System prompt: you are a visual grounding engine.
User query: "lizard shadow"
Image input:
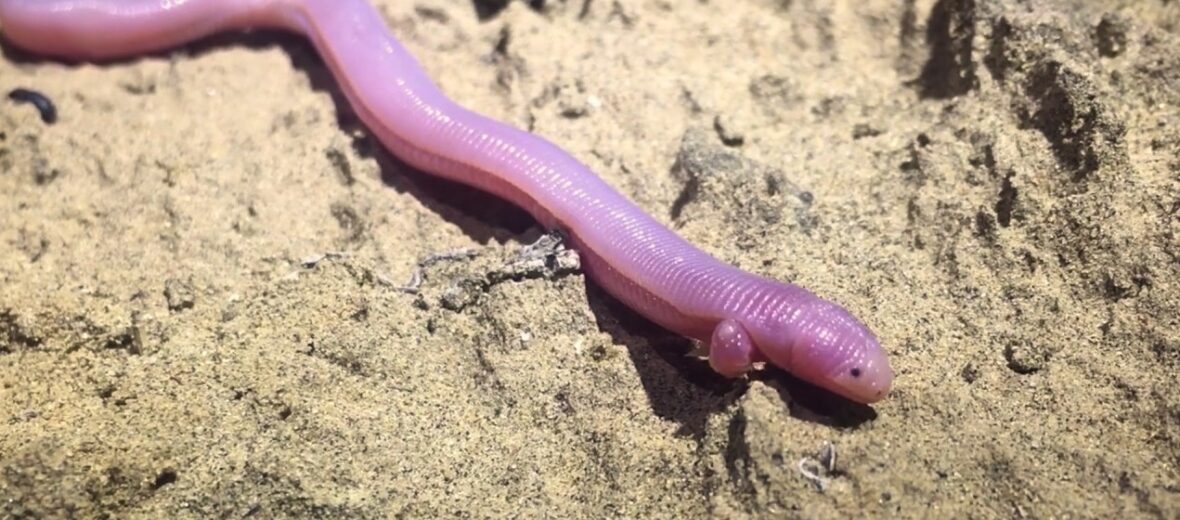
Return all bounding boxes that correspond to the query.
[1,30,876,434]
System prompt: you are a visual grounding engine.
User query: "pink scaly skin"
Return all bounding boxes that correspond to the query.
[0,0,893,403]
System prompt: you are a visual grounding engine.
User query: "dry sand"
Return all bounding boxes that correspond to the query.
[2,0,1178,517]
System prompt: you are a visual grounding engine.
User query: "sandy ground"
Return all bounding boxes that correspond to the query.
[1,0,1178,517]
